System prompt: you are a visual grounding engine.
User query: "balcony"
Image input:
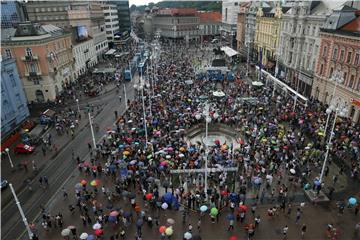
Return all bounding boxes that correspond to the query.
[21,55,38,61]
[25,70,41,77]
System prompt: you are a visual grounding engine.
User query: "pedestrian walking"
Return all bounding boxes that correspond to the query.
[295,208,301,224]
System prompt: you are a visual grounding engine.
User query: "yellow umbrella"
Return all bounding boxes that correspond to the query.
[123,151,130,156]
[90,179,100,187]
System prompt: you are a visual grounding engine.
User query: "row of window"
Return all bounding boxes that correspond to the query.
[34,6,69,12]
[36,15,65,21]
[322,45,360,65]
[319,65,360,90]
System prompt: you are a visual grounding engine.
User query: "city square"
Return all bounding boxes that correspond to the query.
[1,1,359,240]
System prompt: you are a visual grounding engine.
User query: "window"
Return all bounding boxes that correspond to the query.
[340,49,345,62]
[235,2,238,6]
[343,72,347,82]
[349,75,355,88]
[355,53,360,65]
[26,48,32,56]
[30,63,37,73]
[319,64,323,75]
[5,49,12,58]
[329,67,333,77]
[347,52,352,63]
[332,48,338,60]
[322,46,327,57]
[9,73,16,87]
[225,8,228,22]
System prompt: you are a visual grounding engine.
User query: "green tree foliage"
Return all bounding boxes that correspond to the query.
[131,1,221,12]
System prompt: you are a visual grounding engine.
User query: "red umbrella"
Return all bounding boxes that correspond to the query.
[80,180,87,186]
[214,139,220,145]
[229,236,237,240]
[94,229,103,236]
[92,166,97,170]
[145,193,153,200]
[221,190,229,197]
[239,205,248,212]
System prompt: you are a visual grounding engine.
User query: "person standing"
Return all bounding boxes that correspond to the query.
[301,224,306,239]
[282,225,288,239]
[227,219,234,231]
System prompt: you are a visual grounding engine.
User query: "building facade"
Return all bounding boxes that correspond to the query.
[312,12,360,123]
[277,1,355,97]
[72,39,97,79]
[197,12,221,39]
[1,23,74,103]
[1,0,28,29]
[111,0,131,33]
[244,2,258,62]
[102,2,120,42]
[221,0,241,48]
[1,56,30,137]
[254,3,283,69]
[153,8,200,40]
[26,1,108,60]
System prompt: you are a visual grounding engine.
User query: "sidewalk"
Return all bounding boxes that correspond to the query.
[1,112,91,208]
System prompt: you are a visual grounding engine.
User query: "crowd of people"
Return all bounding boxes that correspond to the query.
[31,39,359,240]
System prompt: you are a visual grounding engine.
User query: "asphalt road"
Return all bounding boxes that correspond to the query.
[1,81,136,240]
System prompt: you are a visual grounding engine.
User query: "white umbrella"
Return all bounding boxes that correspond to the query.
[184,231,192,239]
[80,232,88,239]
[290,169,296,174]
[213,91,226,97]
[167,218,175,225]
[161,202,168,209]
[185,80,193,85]
[61,228,71,237]
[92,223,101,230]
[252,81,264,87]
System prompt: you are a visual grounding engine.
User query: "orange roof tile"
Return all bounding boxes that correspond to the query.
[341,14,360,33]
[196,12,222,23]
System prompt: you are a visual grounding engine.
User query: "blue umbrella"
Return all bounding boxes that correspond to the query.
[119,144,125,148]
[136,219,143,226]
[348,197,357,205]
[314,179,321,186]
[108,215,117,222]
[226,214,235,221]
[229,193,238,202]
[200,205,208,212]
[137,161,144,166]
[163,192,173,203]
[86,235,95,240]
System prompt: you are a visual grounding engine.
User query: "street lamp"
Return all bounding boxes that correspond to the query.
[323,70,344,137]
[134,81,148,150]
[319,97,348,183]
[123,83,128,109]
[245,40,250,77]
[5,148,14,168]
[76,99,80,114]
[195,102,214,200]
[88,112,96,149]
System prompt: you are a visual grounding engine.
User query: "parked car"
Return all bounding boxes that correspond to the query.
[14,143,35,154]
[1,178,8,190]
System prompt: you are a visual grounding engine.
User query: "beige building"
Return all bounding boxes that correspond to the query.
[1,23,74,103]
[26,1,108,59]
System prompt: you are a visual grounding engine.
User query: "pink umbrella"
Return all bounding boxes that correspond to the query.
[109,211,119,217]
[167,147,174,152]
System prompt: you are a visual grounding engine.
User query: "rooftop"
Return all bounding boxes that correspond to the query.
[196,12,221,23]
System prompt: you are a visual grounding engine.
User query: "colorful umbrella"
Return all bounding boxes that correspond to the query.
[90,179,100,187]
[210,207,218,216]
[239,205,248,212]
[145,193,153,200]
[167,218,175,225]
[92,223,101,230]
[80,233,88,240]
[165,227,173,236]
[348,197,357,205]
[123,151,130,156]
[80,180,87,186]
[109,211,119,217]
[159,226,166,233]
[94,229,103,236]
[86,235,95,240]
[200,205,208,212]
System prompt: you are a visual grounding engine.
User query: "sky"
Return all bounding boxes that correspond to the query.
[129,0,160,6]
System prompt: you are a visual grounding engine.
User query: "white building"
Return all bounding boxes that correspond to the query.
[72,39,97,78]
[277,0,351,97]
[102,2,119,42]
[221,0,241,47]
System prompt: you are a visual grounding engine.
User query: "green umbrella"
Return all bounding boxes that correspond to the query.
[210,207,218,216]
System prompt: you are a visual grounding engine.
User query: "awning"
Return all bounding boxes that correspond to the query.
[105,49,116,55]
[92,68,116,74]
[220,46,239,57]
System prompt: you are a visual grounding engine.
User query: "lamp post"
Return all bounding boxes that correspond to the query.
[319,98,348,183]
[245,40,250,77]
[123,83,128,109]
[76,98,80,113]
[9,183,33,239]
[323,70,344,138]
[88,112,96,149]
[134,81,148,150]
[195,101,214,200]
[5,148,14,168]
